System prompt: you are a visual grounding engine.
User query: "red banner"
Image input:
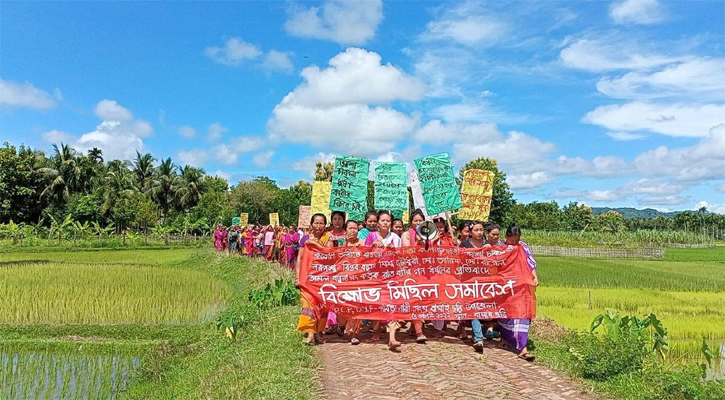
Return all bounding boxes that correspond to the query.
[299,244,536,321]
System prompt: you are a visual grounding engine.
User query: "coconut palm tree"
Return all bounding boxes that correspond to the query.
[133,151,156,193]
[175,165,205,211]
[38,143,79,202]
[100,161,138,222]
[148,157,177,221]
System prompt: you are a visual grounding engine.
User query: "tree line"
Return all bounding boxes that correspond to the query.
[1,141,723,239]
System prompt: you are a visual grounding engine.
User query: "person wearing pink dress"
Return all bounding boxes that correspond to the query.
[214,224,227,251]
[283,227,300,269]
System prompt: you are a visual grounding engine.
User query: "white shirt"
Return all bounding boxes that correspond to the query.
[367,231,401,248]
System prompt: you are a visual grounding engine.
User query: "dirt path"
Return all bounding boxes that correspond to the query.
[316,324,594,400]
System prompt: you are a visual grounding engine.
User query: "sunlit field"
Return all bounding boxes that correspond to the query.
[0,248,199,265]
[536,247,725,362]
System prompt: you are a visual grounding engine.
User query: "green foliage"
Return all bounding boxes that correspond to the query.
[247,279,299,309]
[216,312,245,342]
[594,210,628,233]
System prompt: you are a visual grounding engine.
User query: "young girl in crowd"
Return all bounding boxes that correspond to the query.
[401,208,428,343]
[337,219,363,345]
[264,225,275,261]
[365,210,403,350]
[328,211,346,246]
[295,213,333,345]
[459,221,489,350]
[357,211,378,240]
[391,218,404,238]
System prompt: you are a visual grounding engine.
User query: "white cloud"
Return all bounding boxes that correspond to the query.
[610,0,664,25]
[204,37,261,66]
[42,100,152,161]
[284,0,382,45]
[553,188,625,202]
[633,123,725,181]
[95,99,133,121]
[269,102,417,157]
[695,201,725,215]
[262,50,294,73]
[292,152,338,177]
[267,48,423,157]
[619,178,684,195]
[560,39,679,72]
[422,3,508,46]
[41,130,75,145]
[290,48,426,108]
[178,125,196,138]
[639,194,687,206]
[176,148,208,168]
[252,150,275,168]
[214,170,232,182]
[415,120,500,144]
[207,123,228,142]
[0,78,59,109]
[508,172,555,190]
[584,102,725,138]
[447,128,557,169]
[606,131,646,141]
[596,58,725,100]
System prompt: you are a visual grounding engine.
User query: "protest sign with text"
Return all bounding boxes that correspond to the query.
[240,213,249,226]
[298,205,311,228]
[329,157,369,222]
[269,213,279,227]
[311,181,332,220]
[458,169,494,221]
[299,244,535,321]
[374,162,408,211]
[414,153,462,215]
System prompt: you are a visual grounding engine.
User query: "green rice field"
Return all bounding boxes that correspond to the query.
[0,262,230,324]
[536,246,725,362]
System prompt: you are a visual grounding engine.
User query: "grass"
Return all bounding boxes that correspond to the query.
[0,262,230,324]
[524,230,716,248]
[0,248,319,399]
[1,351,140,400]
[536,247,725,366]
[0,248,199,265]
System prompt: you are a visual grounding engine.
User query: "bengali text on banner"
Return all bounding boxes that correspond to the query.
[329,157,369,222]
[298,205,311,228]
[414,153,462,215]
[299,244,536,321]
[311,181,332,221]
[458,169,494,221]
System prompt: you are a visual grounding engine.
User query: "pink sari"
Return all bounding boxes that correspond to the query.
[283,232,299,262]
[214,229,226,250]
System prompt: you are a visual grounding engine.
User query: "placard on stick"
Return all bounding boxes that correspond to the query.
[240,213,249,226]
[311,181,331,220]
[459,169,494,221]
[329,156,369,222]
[269,213,279,227]
[374,162,408,211]
[414,153,462,215]
[298,205,311,228]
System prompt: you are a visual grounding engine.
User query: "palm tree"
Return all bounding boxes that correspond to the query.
[133,151,156,193]
[38,143,79,202]
[87,148,104,165]
[100,161,138,229]
[148,158,177,221]
[175,165,205,211]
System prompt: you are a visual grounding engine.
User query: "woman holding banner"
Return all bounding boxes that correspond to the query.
[328,211,346,247]
[295,213,333,346]
[401,209,428,344]
[365,210,404,350]
[337,220,364,345]
[498,223,538,361]
[460,221,491,351]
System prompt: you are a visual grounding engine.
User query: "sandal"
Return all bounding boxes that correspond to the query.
[371,332,382,342]
[351,337,360,345]
[473,341,484,352]
[335,325,344,337]
[416,335,428,344]
[388,341,402,351]
[518,352,535,362]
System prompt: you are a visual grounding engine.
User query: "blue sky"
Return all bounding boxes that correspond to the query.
[1,0,723,212]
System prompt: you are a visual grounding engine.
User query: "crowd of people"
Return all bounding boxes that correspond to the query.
[213,222,304,269]
[291,208,539,361]
[213,209,539,361]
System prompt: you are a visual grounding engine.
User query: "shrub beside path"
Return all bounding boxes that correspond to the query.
[316,330,594,400]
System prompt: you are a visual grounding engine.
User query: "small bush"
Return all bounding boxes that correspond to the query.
[248,279,299,309]
[566,331,650,380]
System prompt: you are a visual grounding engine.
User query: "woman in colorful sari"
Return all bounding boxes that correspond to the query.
[400,209,428,344]
[295,213,333,345]
[324,211,346,334]
[336,220,364,345]
[264,225,275,261]
[498,223,538,361]
[214,224,226,251]
[283,226,300,269]
[244,226,254,258]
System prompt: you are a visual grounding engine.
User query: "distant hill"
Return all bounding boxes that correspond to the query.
[591,207,681,219]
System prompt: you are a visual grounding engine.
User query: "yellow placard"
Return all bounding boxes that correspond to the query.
[311,181,332,221]
[402,210,410,224]
[269,213,279,227]
[298,205,312,228]
[240,213,249,226]
[458,169,494,221]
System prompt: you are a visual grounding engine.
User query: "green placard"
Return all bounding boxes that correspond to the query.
[329,156,369,219]
[414,153,462,215]
[374,162,408,211]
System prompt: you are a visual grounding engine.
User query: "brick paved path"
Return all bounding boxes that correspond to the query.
[316,324,594,400]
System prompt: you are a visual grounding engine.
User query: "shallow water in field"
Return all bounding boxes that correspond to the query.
[1,352,140,400]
